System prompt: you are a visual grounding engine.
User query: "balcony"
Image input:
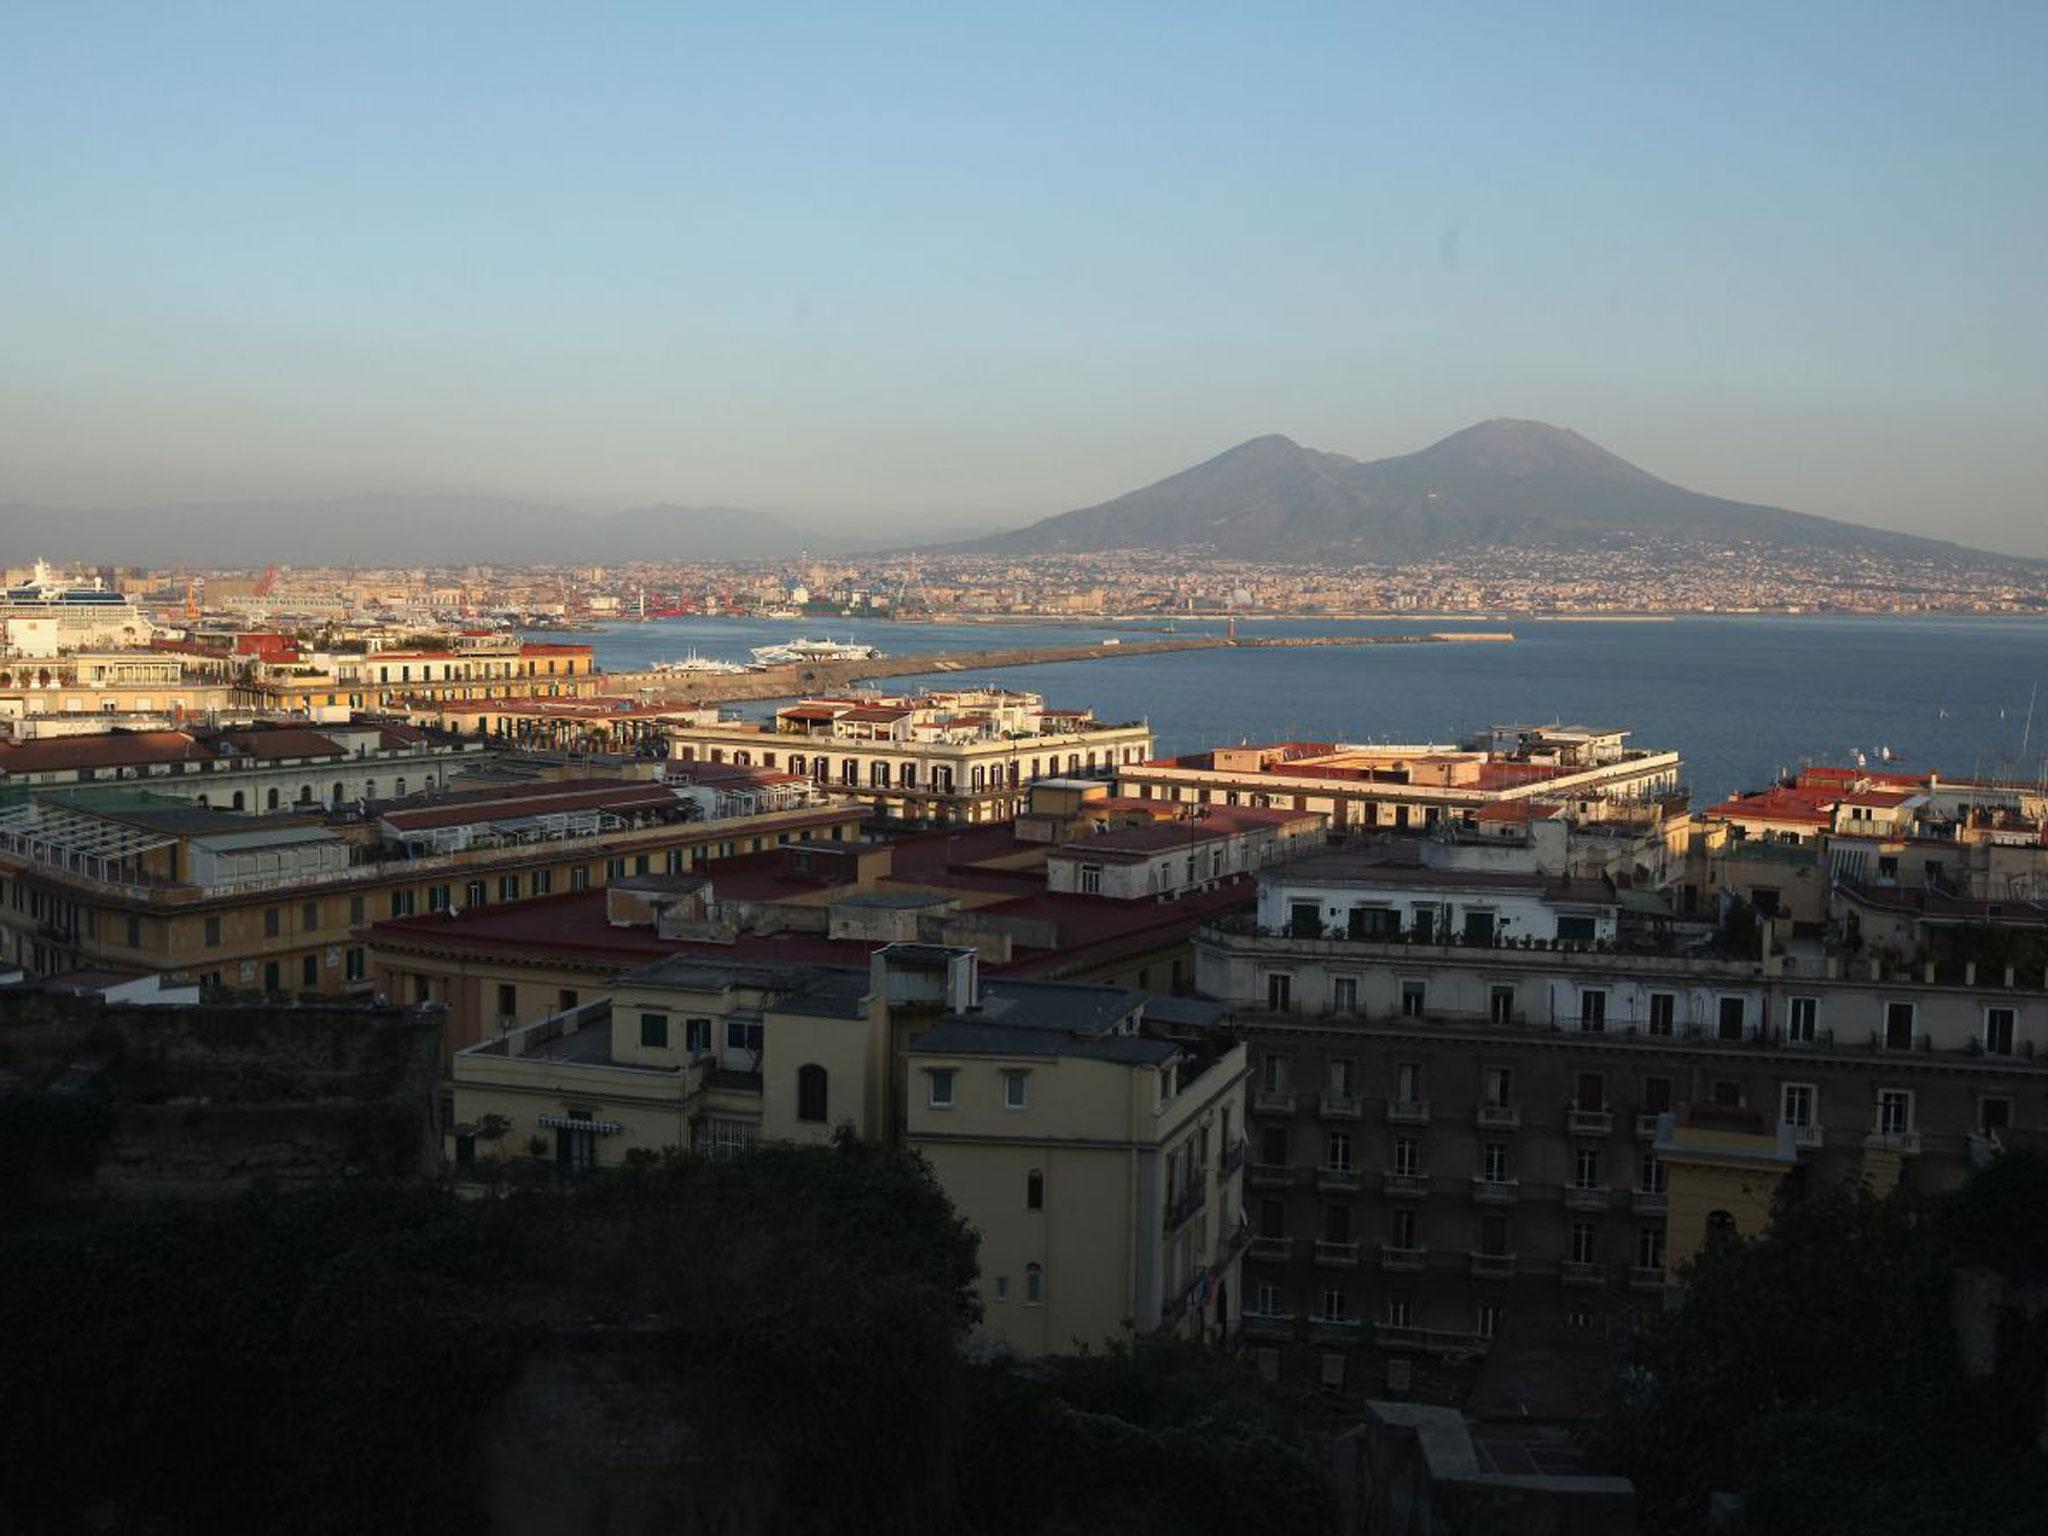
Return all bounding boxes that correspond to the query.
[1563,1182,1612,1213]
[1375,1323,1493,1354]
[1314,1239,1361,1267]
[1316,1165,1362,1194]
[1560,1260,1606,1288]
[1631,1188,1668,1217]
[1470,1177,1519,1205]
[1383,1171,1429,1198]
[1386,1099,1431,1125]
[1319,1092,1362,1121]
[1476,1103,1521,1130]
[1310,1314,1365,1335]
[1241,1309,1295,1337]
[1635,1114,1664,1141]
[1469,1251,1519,1280]
[1247,1235,1294,1264]
[1630,1266,1668,1293]
[1791,1125,1824,1150]
[1220,1139,1246,1177]
[1253,1087,1296,1116]
[1380,1244,1427,1273]
[1863,1130,1922,1156]
[1567,1108,1614,1137]
[1247,1161,1296,1190]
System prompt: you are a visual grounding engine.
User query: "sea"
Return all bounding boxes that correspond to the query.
[550,614,2048,805]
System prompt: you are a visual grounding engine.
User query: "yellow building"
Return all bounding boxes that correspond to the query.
[449,942,1249,1356]
[1652,1106,1800,1282]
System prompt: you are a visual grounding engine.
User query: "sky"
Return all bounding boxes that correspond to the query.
[3,2,2046,552]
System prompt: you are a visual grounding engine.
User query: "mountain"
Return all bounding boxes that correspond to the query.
[0,496,821,566]
[960,419,2012,563]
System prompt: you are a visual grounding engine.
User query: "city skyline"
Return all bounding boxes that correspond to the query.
[5,5,2046,553]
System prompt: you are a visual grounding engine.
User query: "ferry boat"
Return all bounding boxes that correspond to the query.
[749,636,885,666]
[650,650,757,676]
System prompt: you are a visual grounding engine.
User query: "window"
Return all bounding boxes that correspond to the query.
[1579,989,1608,1032]
[532,869,553,895]
[1260,1126,1289,1166]
[1026,1169,1044,1210]
[204,915,222,948]
[264,907,281,938]
[1327,1056,1355,1097]
[994,1275,1009,1302]
[796,1063,829,1123]
[1877,1089,1913,1135]
[349,894,365,925]
[1024,1264,1043,1305]
[725,1019,764,1057]
[685,1018,712,1055]
[1287,899,1321,937]
[1705,1210,1737,1244]
[1325,1131,1353,1173]
[1884,1001,1915,1051]
[1576,1073,1605,1112]
[1259,1198,1286,1238]
[1395,1061,1424,1106]
[389,889,416,917]
[1476,1213,1509,1257]
[556,1117,595,1175]
[1984,1007,2016,1057]
[1648,992,1676,1036]
[1324,1203,1352,1242]
[605,857,626,879]
[559,989,579,1011]
[263,960,281,992]
[1392,1136,1421,1176]
[427,884,451,913]
[1257,1284,1285,1318]
[499,875,520,901]
[1642,1075,1673,1116]
[301,901,319,932]
[1717,995,1745,1041]
[465,880,486,908]
[1637,1225,1666,1270]
[570,866,590,892]
[1639,1151,1666,1193]
[496,984,517,1020]
[1787,996,1818,1045]
[928,1069,956,1108]
[640,1013,669,1049]
[1400,980,1427,1018]
[1332,976,1358,1013]
[301,954,318,988]
[1259,1052,1288,1093]
[1003,1069,1028,1109]
[344,948,364,982]
[1489,985,1515,1025]
[1573,1148,1600,1188]
[1781,1083,1815,1128]
[1980,1097,2013,1137]
[1480,1142,1508,1183]
[1388,1206,1416,1248]
[1385,1298,1413,1328]
[1483,1067,1512,1108]
[1711,1079,1743,1108]
[1318,1288,1348,1322]
[1266,972,1293,1012]
[1570,1222,1598,1264]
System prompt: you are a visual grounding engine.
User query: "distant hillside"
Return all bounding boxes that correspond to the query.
[0,496,823,566]
[959,419,2017,563]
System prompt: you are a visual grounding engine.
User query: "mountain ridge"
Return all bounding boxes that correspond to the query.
[956,420,2022,564]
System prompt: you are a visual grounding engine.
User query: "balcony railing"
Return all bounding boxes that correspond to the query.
[1563,1183,1611,1213]
[1383,1171,1429,1197]
[1380,1245,1427,1273]
[1162,1184,1207,1234]
[1630,1266,1668,1292]
[1319,1092,1362,1121]
[1386,1099,1431,1125]
[1310,1314,1364,1334]
[1316,1166,1361,1194]
[1247,1161,1296,1189]
[1635,1113,1665,1140]
[1470,1177,1519,1205]
[1476,1103,1521,1129]
[1314,1240,1362,1267]
[1567,1108,1614,1136]
[1374,1323,1493,1354]
[1631,1188,1668,1216]
[1470,1250,1518,1280]
[1253,1087,1296,1116]
[1864,1129,1922,1155]
[1241,1309,1295,1335]
[1791,1124,1824,1149]
[1247,1235,1294,1263]
[1560,1260,1605,1287]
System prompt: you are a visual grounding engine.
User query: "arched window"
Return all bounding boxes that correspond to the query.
[395,778,406,798]
[332,782,345,807]
[1026,1169,1044,1210]
[1024,1263,1043,1305]
[789,753,805,775]
[231,791,245,811]
[1706,1209,1737,1243]
[796,1063,828,1123]
[265,787,280,811]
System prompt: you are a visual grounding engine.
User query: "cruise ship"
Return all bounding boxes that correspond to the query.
[749,637,884,666]
[0,560,156,647]
[649,651,758,676]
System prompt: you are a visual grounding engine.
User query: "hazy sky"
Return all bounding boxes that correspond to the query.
[4,3,2046,552]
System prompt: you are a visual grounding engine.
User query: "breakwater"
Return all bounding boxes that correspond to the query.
[603,630,1514,703]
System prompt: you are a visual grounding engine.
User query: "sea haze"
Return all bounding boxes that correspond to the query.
[568,614,2048,803]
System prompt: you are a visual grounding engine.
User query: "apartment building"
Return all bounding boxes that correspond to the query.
[667,688,1155,825]
[251,640,601,717]
[0,775,862,1032]
[1192,849,2048,1393]
[449,943,1248,1356]
[1118,723,1682,835]
[0,649,244,722]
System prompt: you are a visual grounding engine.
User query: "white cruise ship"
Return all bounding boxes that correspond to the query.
[0,560,156,647]
[749,637,885,666]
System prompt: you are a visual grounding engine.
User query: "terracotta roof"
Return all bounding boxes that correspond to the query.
[380,780,679,832]
[0,731,213,775]
[215,729,345,760]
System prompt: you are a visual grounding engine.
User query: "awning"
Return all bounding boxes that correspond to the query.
[537,1113,622,1135]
